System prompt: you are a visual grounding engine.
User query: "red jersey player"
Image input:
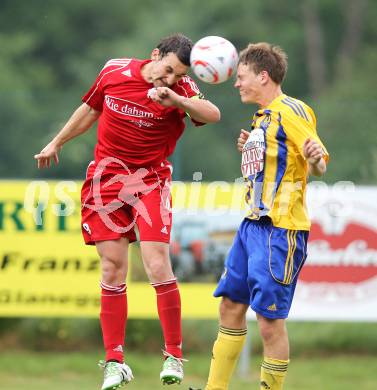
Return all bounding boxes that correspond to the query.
[34,33,220,390]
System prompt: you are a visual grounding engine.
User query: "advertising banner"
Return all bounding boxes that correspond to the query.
[0,180,376,320]
[290,184,377,321]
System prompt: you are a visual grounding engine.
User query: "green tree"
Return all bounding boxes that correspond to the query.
[0,0,376,183]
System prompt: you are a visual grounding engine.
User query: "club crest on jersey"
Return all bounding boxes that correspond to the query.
[241,128,265,177]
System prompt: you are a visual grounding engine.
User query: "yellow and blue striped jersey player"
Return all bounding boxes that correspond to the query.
[205,43,329,390]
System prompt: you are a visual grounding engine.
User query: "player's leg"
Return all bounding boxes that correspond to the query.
[140,241,180,360]
[81,161,138,389]
[140,241,185,384]
[257,315,289,359]
[205,298,248,390]
[248,223,309,390]
[257,315,289,390]
[96,238,133,389]
[205,220,251,390]
[97,238,129,363]
[135,167,185,384]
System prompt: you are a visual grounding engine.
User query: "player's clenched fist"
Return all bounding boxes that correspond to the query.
[237,129,250,152]
[303,138,324,164]
[150,87,181,107]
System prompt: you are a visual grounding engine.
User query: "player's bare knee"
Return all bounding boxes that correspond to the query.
[145,257,173,281]
[258,316,285,343]
[259,323,276,343]
[101,255,127,284]
[219,297,247,325]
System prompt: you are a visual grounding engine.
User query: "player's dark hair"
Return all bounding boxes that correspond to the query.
[157,33,193,66]
[239,42,288,84]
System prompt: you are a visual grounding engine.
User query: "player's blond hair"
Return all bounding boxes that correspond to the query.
[239,42,288,84]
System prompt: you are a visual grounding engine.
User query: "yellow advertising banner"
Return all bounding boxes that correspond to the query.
[0,180,245,318]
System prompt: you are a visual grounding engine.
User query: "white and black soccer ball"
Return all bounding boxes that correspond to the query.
[190,36,238,84]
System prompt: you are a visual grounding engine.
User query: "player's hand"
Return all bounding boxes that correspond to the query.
[237,129,250,152]
[303,138,323,164]
[34,141,61,169]
[149,87,181,107]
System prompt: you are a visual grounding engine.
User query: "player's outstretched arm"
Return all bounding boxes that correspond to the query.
[303,138,327,177]
[34,103,101,169]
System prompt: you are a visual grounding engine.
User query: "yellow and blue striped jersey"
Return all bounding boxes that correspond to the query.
[241,94,329,231]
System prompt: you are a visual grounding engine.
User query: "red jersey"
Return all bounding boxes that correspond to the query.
[82,58,203,167]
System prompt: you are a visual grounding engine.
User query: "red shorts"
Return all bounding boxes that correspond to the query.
[81,159,172,245]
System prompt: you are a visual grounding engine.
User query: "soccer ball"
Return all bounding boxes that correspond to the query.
[190,36,238,84]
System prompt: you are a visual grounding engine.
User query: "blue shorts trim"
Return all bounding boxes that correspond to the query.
[214,218,308,319]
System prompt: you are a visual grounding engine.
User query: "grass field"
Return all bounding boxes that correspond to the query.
[1,351,377,390]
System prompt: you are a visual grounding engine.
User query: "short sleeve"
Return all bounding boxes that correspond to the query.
[174,76,206,126]
[81,68,105,112]
[282,108,329,163]
[176,76,204,99]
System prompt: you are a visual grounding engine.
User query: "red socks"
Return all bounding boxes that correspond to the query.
[100,281,127,362]
[100,279,182,361]
[152,279,182,358]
